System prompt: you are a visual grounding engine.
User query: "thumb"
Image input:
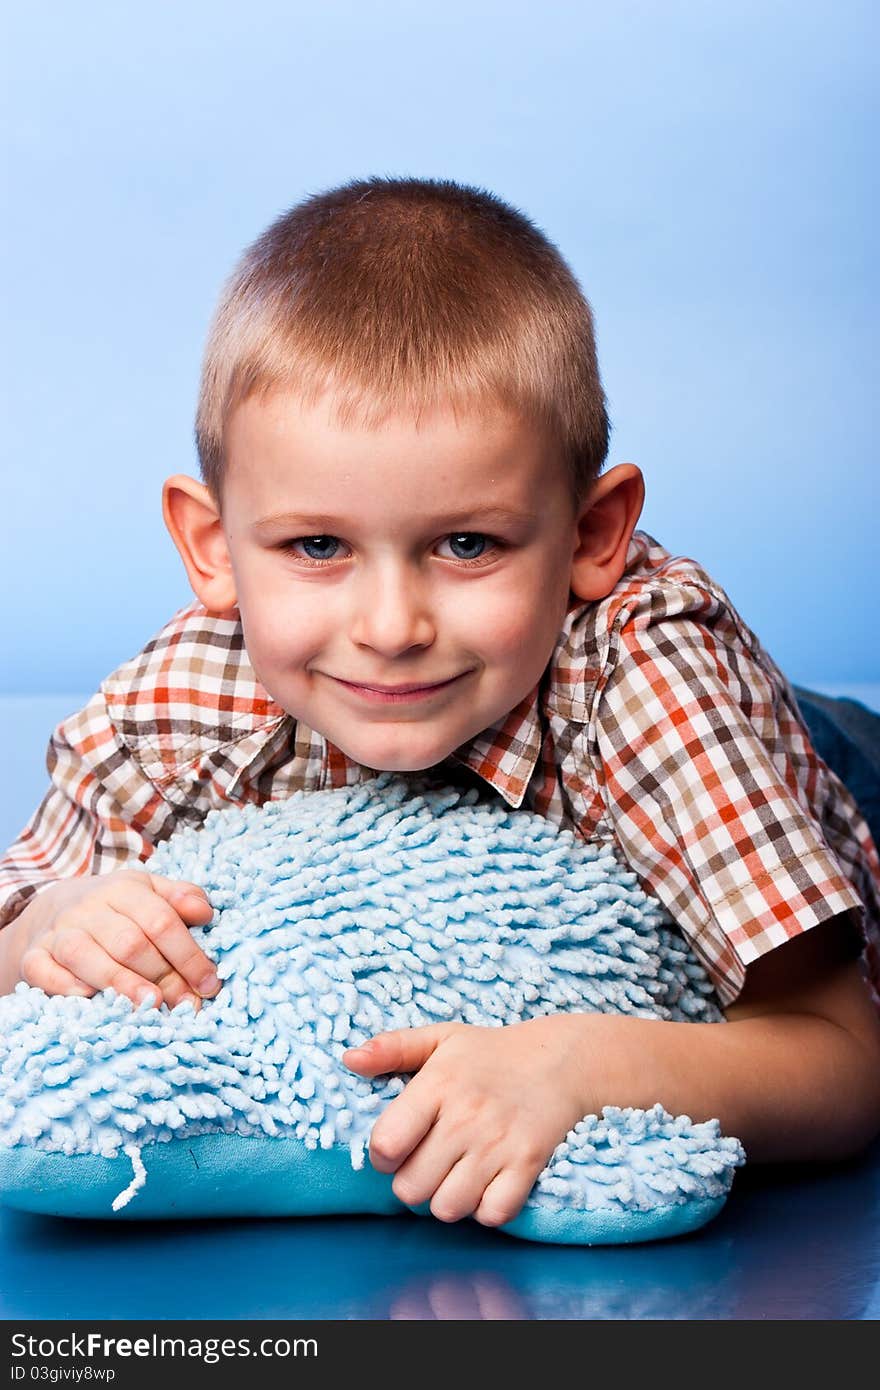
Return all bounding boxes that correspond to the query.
[342,1024,453,1076]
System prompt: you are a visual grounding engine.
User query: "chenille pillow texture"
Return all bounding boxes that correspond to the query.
[0,773,745,1245]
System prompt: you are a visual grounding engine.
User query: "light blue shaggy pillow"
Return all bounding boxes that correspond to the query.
[0,773,745,1245]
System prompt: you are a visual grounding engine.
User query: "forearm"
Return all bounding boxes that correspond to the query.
[568,1009,880,1163]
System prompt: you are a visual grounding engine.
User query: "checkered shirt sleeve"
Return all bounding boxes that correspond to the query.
[0,600,291,932]
[0,685,183,931]
[593,584,879,1006]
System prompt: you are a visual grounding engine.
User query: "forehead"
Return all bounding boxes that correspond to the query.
[223,389,566,518]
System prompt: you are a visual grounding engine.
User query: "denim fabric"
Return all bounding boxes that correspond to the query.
[792,687,880,850]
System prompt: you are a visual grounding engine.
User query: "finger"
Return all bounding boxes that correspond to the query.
[49,921,199,1011]
[472,1166,536,1229]
[20,945,97,998]
[429,1153,500,1224]
[368,1078,442,1174]
[89,913,195,998]
[390,1124,468,1211]
[343,1024,452,1076]
[148,875,215,924]
[106,881,221,999]
[117,871,215,927]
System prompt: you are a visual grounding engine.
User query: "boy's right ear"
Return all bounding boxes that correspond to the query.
[162,475,239,616]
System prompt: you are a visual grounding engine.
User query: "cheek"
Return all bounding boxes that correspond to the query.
[236,575,326,667]
[253,613,324,661]
[449,586,546,656]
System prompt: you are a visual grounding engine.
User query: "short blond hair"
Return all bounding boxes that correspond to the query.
[195,176,610,513]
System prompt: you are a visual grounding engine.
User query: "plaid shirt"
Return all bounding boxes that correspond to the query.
[2,529,878,1009]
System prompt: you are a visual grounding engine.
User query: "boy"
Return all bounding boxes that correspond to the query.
[2,177,879,1232]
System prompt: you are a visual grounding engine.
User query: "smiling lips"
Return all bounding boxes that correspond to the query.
[332,673,468,701]
[348,679,457,693]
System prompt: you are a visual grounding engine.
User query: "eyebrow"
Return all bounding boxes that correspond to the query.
[252,505,538,531]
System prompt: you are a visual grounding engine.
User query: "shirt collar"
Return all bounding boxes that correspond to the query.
[446,679,544,810]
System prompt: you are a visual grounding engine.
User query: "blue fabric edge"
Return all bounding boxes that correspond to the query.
[0,1134,729,1246]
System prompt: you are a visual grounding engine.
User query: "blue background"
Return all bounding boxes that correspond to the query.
[2,0,877,695]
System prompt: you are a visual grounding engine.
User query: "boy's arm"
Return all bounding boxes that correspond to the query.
[578,911,880,1163]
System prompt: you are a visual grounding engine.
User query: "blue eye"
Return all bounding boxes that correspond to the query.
[445,533,489,561]
[299,536,339,561]
[280,536,342,561]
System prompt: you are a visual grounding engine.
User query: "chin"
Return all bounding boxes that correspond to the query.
[358,749,452,775]
[338,732,459,774]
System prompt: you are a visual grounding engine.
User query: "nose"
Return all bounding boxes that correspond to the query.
[348,561,436,656]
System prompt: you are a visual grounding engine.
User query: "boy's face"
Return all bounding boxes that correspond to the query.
[217,389,582,773]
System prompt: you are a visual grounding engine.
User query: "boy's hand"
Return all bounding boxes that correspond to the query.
[342,1015,595,1228]
[17,869,220,1013]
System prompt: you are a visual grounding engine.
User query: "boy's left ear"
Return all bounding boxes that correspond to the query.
[568,464,645,603]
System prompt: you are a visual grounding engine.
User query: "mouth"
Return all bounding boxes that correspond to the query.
[329,672,471,702]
